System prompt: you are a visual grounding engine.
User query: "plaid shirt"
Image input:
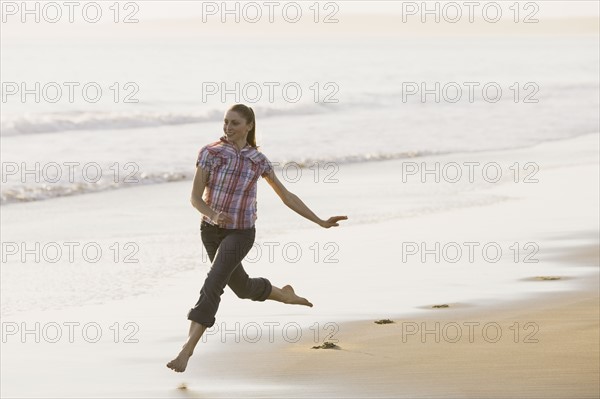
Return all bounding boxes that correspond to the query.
[196,136,273,229]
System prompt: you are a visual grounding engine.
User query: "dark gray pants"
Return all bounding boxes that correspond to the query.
[187,221,273,328]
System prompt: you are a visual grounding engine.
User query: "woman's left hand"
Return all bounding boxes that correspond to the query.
[319,216,348,228]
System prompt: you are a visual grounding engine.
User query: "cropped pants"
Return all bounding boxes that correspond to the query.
[187,221,273,328]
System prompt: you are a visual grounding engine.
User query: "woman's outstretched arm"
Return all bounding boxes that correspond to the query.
[263,169,348,228]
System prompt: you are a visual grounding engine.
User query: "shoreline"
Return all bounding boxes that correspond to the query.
[169,240,598,398]
[210,263,598,399]
[1,132,598,397]
[1,243,596,398]
[256,272,599,398]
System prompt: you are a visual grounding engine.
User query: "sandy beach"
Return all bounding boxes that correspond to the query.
[208,267,599,399]
[2,1,598,396]
[1,132,598,398]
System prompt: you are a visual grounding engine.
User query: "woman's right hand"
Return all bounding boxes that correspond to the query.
[211,211,234,226]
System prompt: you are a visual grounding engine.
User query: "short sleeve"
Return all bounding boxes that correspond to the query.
[260,154,273,178]
[196,145,212,169]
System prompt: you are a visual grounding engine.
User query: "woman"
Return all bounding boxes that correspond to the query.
[167,104,347,372]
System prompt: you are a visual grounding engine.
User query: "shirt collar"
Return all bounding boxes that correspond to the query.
[220,135,253,152]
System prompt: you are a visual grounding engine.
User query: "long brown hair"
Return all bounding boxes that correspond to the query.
[229,104,257,148]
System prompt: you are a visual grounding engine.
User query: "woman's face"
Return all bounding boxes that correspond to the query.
[223,110,251,143]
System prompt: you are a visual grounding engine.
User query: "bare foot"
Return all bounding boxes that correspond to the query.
[279,285,313,307]
[166,349,193,373]
[167,322,207,373]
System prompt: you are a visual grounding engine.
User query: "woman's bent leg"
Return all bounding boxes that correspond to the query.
[187,228,256,327]
[227,263,273,301]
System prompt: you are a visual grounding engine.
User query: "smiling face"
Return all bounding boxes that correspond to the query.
[223,110,252,144]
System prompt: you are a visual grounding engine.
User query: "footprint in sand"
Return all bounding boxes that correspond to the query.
[312,342,340,350]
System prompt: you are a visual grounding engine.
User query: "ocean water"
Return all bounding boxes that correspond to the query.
[1,31,599,317]
[1,36,598,204]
